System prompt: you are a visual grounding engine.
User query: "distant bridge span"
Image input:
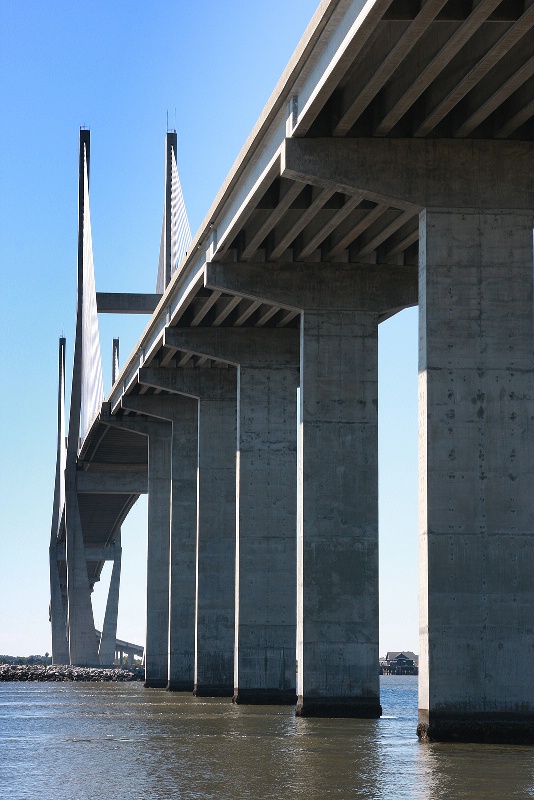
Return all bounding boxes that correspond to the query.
[52,0,534,743]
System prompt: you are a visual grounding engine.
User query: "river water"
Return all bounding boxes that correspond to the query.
[1,676,533,799]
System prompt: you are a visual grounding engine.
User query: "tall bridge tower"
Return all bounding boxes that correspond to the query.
[49,128,191,666]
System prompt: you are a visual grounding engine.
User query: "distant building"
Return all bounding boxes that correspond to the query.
[380,651,418,675]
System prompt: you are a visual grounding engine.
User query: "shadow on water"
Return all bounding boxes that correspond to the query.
[1,677,533,799]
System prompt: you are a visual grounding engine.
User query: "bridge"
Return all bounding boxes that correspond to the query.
[50,0,534,743]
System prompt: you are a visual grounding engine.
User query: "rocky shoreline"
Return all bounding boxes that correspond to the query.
[0,664,143,682]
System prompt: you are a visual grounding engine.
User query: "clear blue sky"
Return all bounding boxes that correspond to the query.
[0,0,418,658]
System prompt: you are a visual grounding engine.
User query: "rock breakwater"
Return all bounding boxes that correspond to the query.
[0,664,142,682]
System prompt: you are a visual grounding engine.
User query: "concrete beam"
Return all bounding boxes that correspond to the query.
[138,366,237,400]
[100,405,153,437]
[56,545,118,562]
[205,261,417,315]
[96,293,162,314]
[164,326,300,367]
[121,394,195,422]
[282,137,534,210]
[76,470,147,494]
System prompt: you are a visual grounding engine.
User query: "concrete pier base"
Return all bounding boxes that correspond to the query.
[417,711,534,745]
[418,208,534,743]
[233,688,297,705]
[194,685,235,698]
[296,697,381,718]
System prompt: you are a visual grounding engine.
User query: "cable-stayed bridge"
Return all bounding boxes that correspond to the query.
[52,0,534,744]
[49,130,190,668]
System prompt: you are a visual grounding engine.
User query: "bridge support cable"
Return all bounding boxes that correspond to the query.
[156,131,192,293]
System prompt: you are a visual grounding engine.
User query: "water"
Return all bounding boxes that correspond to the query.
[1,676,533,799]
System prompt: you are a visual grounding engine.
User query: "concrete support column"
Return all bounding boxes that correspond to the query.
[167,399,198,691]
[195,396,236,696]
[296,310,380,717]
[65,481,99,666]
[99,530,122,666]
[202,261,415,714]
[418,208,534,743]
[234,362,299,704]
[137,366,238,697]
[161,327,300,704]
[121,394,198,691]
[145,421,172,687]
[49,545,69,665]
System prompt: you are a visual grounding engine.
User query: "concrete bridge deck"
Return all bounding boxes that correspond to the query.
[53,0,534,743]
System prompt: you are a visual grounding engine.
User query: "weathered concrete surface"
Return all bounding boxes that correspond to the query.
[234,361,299,704]
[418,208,534,744]
[296,308,381,718]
